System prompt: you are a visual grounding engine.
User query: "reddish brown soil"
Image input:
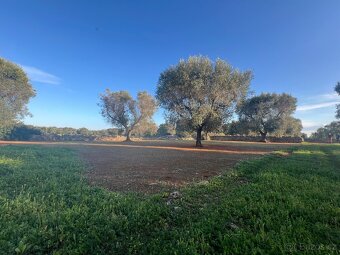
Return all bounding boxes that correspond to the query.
[0,140,296,193]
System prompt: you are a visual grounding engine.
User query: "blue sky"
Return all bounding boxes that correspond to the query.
[1,0,339,134]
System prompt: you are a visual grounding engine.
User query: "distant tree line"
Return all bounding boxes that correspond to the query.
[0,124,123,141]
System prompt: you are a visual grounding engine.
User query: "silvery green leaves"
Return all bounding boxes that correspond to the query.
[237,93,298,141]
[99,90,157,141]
[156,56,252,146]
[0,58,35,128]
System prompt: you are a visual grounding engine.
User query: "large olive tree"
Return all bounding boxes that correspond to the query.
[156,56,252,147]
[0,58,35,129]
[99,90,157,141]
[237,93,297,142]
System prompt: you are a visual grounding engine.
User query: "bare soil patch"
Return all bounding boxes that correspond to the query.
[0,140,295,193]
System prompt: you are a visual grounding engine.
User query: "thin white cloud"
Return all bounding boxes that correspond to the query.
[309,92,339,100]
[301,120,322,129]
[297,101,339,111]
[319,92,339,100]
[21,65,61,85]
[300,120,326,135]
[297,91,339,134]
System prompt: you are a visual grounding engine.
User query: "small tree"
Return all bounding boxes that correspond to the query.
[223,120,253,135]
[99,90,157,141]
[6,124,42,141]
[272,116,302,137]
[77,127,90,136]
[157,123,175,136]
[237,93,297,142]
[156,56,252,147]
[335,82,340,119]
[133,119,158,137]
[0,58,35,129]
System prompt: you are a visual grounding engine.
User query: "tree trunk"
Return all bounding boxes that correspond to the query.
[196,127,203,147]
[260,131,268,143]
[126,129,132,142]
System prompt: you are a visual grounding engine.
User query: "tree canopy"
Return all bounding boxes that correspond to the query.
[156,56,252,146]
[310,121,340,141]
[99,90,157,141]
[223,120,255,136]
[237,93,298,141]
[157,123,175,136]
[335,82,340,119]
[271,116,302,137]
[133,119,158,137]
[0,58,35,128]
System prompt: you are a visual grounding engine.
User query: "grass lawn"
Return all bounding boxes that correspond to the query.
[0,144,339,254]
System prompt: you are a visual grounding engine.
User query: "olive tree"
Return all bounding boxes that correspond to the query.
[272,116,302,137]
[0,58,35,129]
[156,56,252,147]
[99,90,157,141]
[237,93,297,142]
[223,120,254,135]
[157,123,175,136]
[310,121,340,141]
[335,82,340,119]
[133,119,158,137]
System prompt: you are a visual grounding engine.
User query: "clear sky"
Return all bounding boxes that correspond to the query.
[1,0,339,134]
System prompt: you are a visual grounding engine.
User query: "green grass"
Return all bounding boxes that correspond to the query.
[0,144,339,254]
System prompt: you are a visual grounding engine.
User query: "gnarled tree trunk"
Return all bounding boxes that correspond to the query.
[260,131,268,143]
[196,126,203,147]
[126,129,132,141]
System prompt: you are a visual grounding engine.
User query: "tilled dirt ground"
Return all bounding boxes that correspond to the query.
[0,140,296,193]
